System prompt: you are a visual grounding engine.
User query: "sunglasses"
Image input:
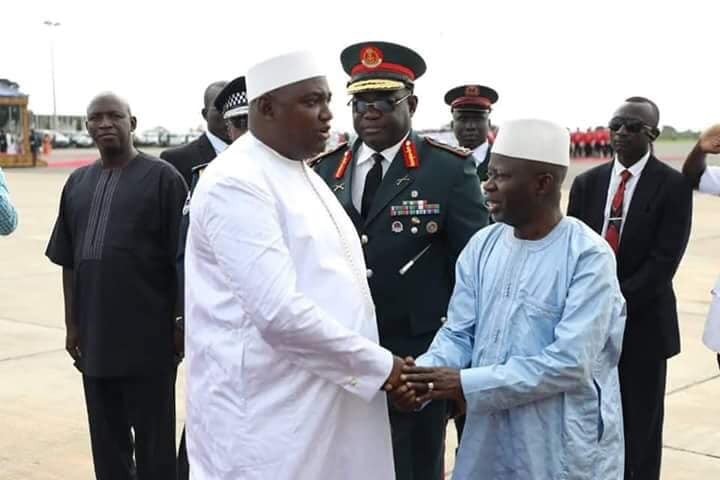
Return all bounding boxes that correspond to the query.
[350,94,411,114]
[608,117,653,134]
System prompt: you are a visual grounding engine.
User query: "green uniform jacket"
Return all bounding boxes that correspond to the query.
[313,131,489,356]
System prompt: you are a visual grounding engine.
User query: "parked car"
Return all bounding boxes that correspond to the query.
[50,131,71,148]
[69,132,94,148]
[167,133,189,147]
[134,131,160,146]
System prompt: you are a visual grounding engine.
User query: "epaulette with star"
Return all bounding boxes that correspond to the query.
[308,142,349,168]
[423,136,472,158]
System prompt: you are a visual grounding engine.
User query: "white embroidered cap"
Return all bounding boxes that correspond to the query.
[246,50,326,102]
[492,119,570,167]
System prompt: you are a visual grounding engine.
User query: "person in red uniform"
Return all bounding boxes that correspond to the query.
[570,129,580,157]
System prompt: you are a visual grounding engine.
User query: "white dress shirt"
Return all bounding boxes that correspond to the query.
[205,130,228,155]
[185,133,394,479]
[699,165,720,195]
[472,142,490,169]
[699,166,720,352]
[601,152,651,237]
[351,133,409,213]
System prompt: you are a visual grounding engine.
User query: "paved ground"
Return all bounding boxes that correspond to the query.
[1,144,719,479]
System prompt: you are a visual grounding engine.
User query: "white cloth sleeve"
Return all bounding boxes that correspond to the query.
[200,175,393,402]
[698,166,720,195]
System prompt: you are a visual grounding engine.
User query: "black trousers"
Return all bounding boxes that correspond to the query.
[82,374,177,480]
[619,352,667,480]
[389,400,446,480]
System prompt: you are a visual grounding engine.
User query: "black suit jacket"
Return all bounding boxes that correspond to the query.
[313,132,489,357]
[474,144,492,182]
[567,155,693,358]
[160,133,217,187]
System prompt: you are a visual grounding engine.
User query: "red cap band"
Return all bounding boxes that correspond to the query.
[350,62,416,80]
[451,96,492,109]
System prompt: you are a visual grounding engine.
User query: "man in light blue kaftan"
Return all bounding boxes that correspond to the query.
[396,119,627,480]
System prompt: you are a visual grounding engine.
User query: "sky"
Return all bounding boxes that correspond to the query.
[5,0,720,133]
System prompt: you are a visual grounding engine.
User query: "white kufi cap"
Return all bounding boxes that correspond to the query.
[246,50,325,102]
[492,119,570,167]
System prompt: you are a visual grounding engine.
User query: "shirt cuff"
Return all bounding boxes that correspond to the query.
[343,347,394,403]
[460,366,493,396]
[699,167,720,195]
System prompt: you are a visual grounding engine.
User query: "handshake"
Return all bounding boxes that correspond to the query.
[382,356,465,413]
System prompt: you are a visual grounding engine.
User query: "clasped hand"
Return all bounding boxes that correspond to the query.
[383,356,464,412]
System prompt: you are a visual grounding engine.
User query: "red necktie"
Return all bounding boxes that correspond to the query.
[605,169,632,253]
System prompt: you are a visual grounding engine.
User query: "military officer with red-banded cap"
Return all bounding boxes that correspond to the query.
[312,41,488,480]
[445,84,499,182]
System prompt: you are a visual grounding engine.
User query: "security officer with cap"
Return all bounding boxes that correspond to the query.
[445,84,498,182]
[214,75,249,142]
[175,76,249,480]
[312,41,488,480]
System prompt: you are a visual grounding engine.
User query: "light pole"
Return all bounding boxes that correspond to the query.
[43,20,61,130]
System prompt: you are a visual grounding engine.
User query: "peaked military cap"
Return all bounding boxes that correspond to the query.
[341,41,426,94]
[214,76,248,119]
[444,85,499,112]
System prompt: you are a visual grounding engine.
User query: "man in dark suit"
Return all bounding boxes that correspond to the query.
[445,84,498,182]
[160,81,228,186]
[567,97,693,480]
[313,41,488,480]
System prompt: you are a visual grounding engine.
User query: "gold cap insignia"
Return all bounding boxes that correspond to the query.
[360,46,383,69]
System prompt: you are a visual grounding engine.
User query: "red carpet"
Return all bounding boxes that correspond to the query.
[46,156,96,168]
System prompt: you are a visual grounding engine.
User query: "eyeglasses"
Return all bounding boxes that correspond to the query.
[608,117,653,134]
[350,94,411,114]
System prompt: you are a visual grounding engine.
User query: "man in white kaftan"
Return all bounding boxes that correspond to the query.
[184,51,399,480]
[396,119,627,479]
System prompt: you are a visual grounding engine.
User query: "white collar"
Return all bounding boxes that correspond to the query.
[356,132,410,166]
[206,130,228,155]
[473,142,490,165]
[612,150,650,178]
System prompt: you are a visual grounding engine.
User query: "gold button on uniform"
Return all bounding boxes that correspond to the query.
[366,269,374,278]
[361,234,369,245]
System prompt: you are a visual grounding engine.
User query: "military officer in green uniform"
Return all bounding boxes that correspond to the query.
[312,41,488,480]
[445,84,498,182]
